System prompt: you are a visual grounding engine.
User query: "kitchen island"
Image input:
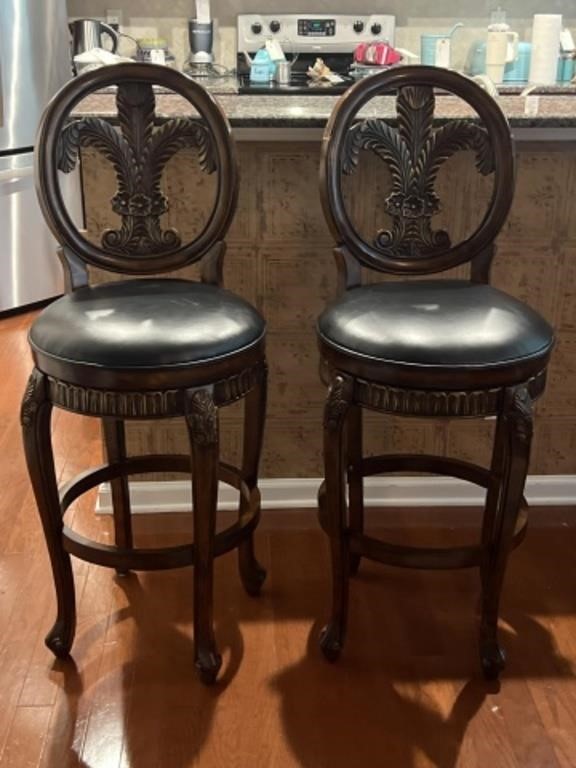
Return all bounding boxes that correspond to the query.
[78,89,576,478]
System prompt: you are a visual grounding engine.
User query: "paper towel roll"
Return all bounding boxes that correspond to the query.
[195,0,211,23]
[529,14,562,84]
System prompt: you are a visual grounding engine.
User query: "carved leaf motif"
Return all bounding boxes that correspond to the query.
[324,376,350,430]
[419,121,494,188]
[397,86,435,164]
[20,370,43,428]
[148,119,217,182]
[57,122,82,173]
[340,84,496,261]
[509,385,534,443]
[102,215,180,256]
[188,390,219,446]
[117,82,156,158]
[344,119,410,194]
[57,117,134,201]
[56,83,219,260]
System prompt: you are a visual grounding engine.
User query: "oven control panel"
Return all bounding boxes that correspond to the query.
[297,18,336,37]
[237,13,396,53]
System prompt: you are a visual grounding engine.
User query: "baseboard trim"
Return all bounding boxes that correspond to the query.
[96,474,576,515]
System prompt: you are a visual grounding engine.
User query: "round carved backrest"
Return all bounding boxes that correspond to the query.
[320,66,515,275]
[36,63,238,274]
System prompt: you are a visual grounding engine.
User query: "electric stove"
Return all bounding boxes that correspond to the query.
[237,13,396,95]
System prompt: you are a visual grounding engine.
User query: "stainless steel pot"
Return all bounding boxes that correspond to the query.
[69,19,119,57]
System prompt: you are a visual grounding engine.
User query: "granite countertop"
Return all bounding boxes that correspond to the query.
[75,87,576,129]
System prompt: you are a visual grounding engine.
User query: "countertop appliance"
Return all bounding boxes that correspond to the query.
[69,19,119,58]
[237,13,396,94]
[0,0,81,313]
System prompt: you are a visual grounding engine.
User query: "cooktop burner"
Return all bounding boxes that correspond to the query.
[237,71,353,95]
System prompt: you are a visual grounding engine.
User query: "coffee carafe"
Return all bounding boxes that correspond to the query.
[69,19,119,57]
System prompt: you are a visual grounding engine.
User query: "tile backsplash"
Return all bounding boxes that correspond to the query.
[66,1,576,71]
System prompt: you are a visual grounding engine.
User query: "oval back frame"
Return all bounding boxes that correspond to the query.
[35,63,239,275]
[320,66,515,275]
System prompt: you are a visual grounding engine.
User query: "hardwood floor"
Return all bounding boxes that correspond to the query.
[1,309,576,768]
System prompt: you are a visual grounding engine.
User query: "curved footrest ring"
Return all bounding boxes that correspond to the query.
[317,454,528,570]
[59,454,260,572]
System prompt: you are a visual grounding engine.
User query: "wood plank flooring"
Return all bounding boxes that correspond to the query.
[1,310,576,767]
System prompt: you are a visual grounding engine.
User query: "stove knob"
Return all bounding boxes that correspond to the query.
[371,23,382,35]
[353,20,365,34]
[269,20,281,34]
[251,22,262,35]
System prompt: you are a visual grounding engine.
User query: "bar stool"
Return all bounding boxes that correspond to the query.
[21,64,267,685]
[316,66,554,678]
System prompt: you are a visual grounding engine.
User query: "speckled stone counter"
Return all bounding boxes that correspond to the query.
[76,90,576,133]
[78,88,576,478]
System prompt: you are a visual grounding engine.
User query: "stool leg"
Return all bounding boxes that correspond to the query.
[480,385,533,680]
[186,389,222,685]
[480,412,508,592]
[320,375,353,662]
[102,419,133,577]
[21,370,76,658]
[347,405,364,576]
[239,363,267,596]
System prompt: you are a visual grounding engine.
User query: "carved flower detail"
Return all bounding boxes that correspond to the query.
[385,192,405,217]
[111,192,130,215]
[385,192,440,220]
[402,194,426,218]
[111,192,168,217]
[128,193,153,216]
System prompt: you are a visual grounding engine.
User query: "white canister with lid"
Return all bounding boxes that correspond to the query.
[486,8,519,84]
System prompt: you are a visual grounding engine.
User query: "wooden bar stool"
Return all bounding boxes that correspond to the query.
[316,66,554,678]
[21,64,267,685]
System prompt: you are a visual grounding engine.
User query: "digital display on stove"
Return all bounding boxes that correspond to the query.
[297,18,336,36]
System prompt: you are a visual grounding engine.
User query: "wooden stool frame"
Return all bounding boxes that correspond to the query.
[22,64,267,685]
[317,67,553,679]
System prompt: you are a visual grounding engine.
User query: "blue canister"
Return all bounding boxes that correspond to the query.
[466,41,532,84]
[503,41,531,83]
[421,34,447,65]
[557,53,575,83]
[420,23,464,67]
[249,48,277,83]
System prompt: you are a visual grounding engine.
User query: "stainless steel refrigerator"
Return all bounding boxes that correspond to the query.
[0,0,82,312]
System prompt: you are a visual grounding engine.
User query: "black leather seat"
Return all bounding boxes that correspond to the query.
[21,64,268,686]
[318,280,552,384]
[30,279,265,372]
[316,66,555,679]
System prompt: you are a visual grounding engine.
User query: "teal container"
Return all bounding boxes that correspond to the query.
[504,42,531,83]
[421,34,446,65]
[557,54,575,84]
[466,41,532,84]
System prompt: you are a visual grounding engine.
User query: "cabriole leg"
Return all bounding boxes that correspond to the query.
[186,389,222,685]
[347,405,364,576]
[319,375,353,662]
[480,385,533,680]
[239,363,267,596]
[21,370,76,658]
[102,418,133,576]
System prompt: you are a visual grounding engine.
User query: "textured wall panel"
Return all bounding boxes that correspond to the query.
[82,142,576,477]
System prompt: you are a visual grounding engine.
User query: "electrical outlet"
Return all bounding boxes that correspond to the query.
[106,9,123,31]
